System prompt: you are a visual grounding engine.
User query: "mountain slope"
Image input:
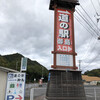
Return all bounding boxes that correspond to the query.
[0,53,49,82]
[84,69,100,77]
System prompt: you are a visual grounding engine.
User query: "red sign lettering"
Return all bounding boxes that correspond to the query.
[15,95,22,100]
[56,9,73,53]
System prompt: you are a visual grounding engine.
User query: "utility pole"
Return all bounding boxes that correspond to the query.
[42,67,43,78]
[41,66,44,79]
[94,13,100,40]
[16,61,18,71]
[98,36,100,40]
[97,15,100,40]
[79,60,82,70]
[96,13,100,23]
[94,88,97,100]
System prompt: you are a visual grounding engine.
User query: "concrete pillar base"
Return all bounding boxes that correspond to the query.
[46,69,86,100]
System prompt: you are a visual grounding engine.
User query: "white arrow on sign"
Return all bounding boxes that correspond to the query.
[68,46,72,52]
[58,10,70,14]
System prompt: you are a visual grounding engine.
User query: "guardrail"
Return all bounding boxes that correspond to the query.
[25,84,100,100]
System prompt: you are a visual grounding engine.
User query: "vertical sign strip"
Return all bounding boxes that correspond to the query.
[56,9,73,53]
[21,57,27,71]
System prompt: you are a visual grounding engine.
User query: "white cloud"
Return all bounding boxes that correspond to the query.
[0,0,100,72]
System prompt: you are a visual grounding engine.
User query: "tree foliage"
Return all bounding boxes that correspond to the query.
[84,69,100,77]
[0,53,49,83]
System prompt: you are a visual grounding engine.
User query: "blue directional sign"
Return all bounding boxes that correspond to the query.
[21,57,27,71]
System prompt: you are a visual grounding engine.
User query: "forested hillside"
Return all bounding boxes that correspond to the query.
[84,69,100,77]
[0,53,49,82]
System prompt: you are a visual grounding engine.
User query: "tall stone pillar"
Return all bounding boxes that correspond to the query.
[46,0,86,100]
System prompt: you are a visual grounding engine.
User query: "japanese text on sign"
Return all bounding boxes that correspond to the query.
[5,73,26,100]
[56,54,73,66]
[21,57,27,71]
[56,9,73,52]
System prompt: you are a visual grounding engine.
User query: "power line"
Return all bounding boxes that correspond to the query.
[81,40,100,68]
[97,0,100,7]
[75,14,98,59]
[71,0,99,36]
[80,37,100,68]
[75,15,96,37]
[75,16,98,59]
[90,0,98,14]
[82,52,100,69]
[80,37,96,60]
[82,39,98,60]
[76,7,94,28]
[75,0,100,71]
[76,38,98,67]
[77,38,98,64]
[75,14,97,37]
[76,7,99,36]
[75,4,100,60]
[75,9,99,36]
[80,5,100,33]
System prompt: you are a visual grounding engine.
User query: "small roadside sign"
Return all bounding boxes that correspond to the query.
[21,57,27,71]
[5,73,26,100]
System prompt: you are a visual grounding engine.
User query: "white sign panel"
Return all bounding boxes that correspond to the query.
[5,73,26,100]
[21,57,27,71]
[56,54,73,66]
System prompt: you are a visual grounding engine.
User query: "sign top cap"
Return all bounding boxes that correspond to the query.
[49,0,79,10]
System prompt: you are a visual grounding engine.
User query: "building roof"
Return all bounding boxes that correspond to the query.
[49,0,79,10]
[0,66,19,73]
[82,75,100,82]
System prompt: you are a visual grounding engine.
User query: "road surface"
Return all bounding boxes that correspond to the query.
[25,83,100,100]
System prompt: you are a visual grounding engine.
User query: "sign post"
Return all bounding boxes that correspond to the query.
[21,57,27,72]
[5,73,26,100]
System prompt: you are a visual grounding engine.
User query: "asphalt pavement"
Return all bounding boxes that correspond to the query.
[84,86,100,100]
[25,83,100,100]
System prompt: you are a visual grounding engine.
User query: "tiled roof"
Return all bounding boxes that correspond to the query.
[82,75,100,82]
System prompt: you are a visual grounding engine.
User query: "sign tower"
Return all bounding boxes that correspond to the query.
[46,0,86,100]
[50,0,78,70]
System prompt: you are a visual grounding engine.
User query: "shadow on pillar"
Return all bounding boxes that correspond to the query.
[46,70,86,100]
